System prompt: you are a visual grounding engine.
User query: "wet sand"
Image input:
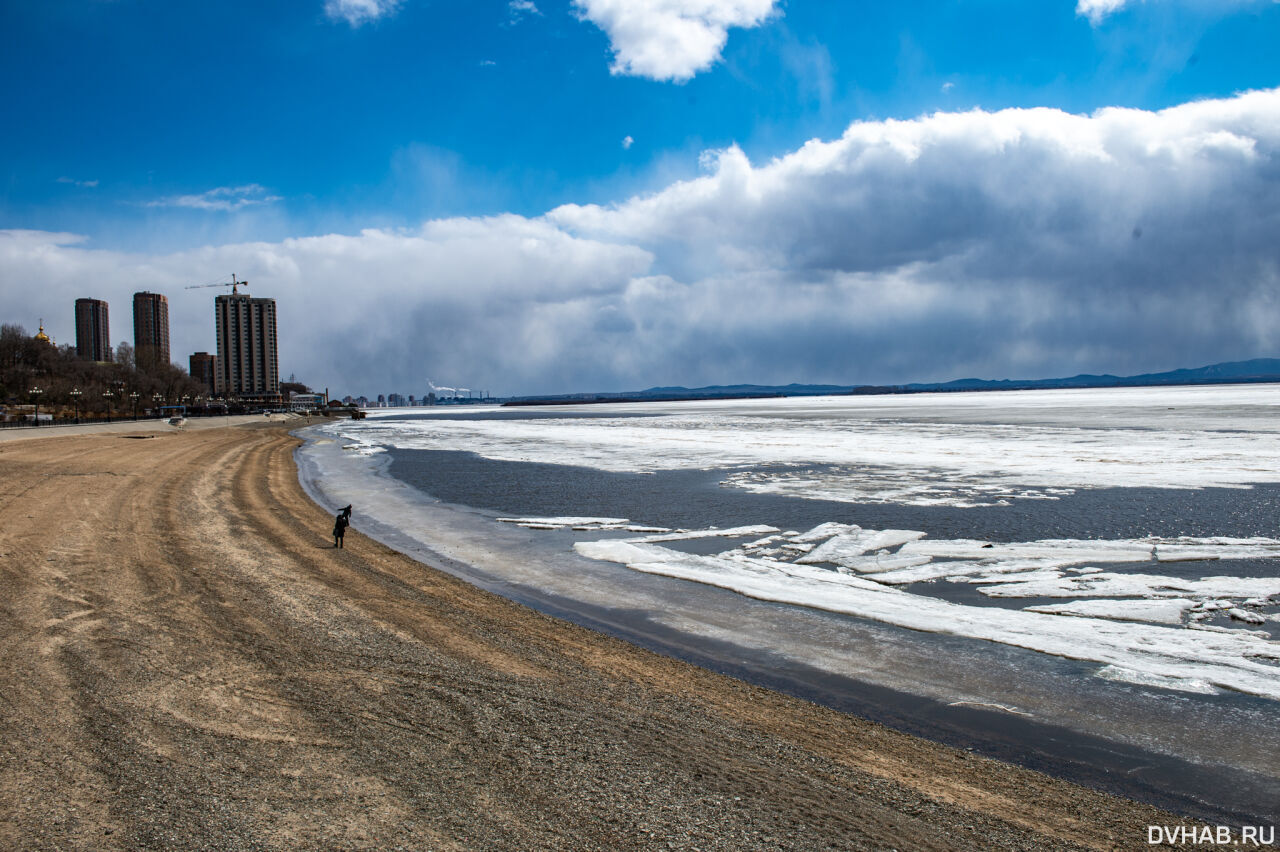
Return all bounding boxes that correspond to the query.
[0,421,1195,849]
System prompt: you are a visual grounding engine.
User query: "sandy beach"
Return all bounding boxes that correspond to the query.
[0,420,1194,850]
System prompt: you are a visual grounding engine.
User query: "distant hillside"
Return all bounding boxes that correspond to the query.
[904,358,1280,392]
[502,358,1280,406]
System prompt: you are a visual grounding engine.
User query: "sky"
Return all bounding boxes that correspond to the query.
[2,0,1278,397]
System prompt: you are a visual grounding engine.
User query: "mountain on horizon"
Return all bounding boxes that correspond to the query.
[901,357,1280,392]
[504,358,1280,405]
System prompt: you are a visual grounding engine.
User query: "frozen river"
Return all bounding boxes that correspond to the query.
[296,385,1280,822]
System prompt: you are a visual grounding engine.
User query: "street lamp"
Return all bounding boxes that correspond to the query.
[129,391,140,421]
[30,386,43,427]
[69,387,81,424]
[103,389,114,423]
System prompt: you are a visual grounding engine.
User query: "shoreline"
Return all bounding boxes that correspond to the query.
[296,432,1280,826]
[0,421,1205,849]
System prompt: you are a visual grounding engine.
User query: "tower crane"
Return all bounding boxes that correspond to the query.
[185,273,249,294]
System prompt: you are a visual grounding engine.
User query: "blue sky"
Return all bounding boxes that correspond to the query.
[2,0,1279,395]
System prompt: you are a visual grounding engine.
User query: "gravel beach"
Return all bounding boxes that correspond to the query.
[0,420,1195,849]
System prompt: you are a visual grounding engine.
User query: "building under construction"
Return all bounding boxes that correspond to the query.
[212,282,280,403]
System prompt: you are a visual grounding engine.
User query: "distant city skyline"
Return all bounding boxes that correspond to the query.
[3,1,1279,396]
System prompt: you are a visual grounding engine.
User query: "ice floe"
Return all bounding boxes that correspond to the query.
[566,520,1280,699]
[1094,665,1220,695]
[794,529,927,566]
[976,571,1280,600]
[573,535,1280,700]
[341,441,387,456]
[495,516,658,531]
[1025,599,1196,625]
[624,525,780,543]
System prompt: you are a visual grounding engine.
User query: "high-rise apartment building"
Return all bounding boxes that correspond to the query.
[133,291,170,368]
[189,352,217,394]
[214,293,279,401]
[74,298,111,362]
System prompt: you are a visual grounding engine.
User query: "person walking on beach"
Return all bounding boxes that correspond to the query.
[333,512,349,548]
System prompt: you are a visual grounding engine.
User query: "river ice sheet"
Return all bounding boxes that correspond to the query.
[329,385,1280,508]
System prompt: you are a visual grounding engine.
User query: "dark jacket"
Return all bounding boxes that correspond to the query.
[333,516,349,537]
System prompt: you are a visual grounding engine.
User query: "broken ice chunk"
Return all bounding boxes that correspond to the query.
[1228,608,1267,625]
[796,529,927,566]
[788,522,862,543]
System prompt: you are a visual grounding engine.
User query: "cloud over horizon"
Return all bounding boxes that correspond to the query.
[5,89,1279,396]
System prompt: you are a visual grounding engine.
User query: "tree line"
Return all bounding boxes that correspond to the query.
[1,324,211,420]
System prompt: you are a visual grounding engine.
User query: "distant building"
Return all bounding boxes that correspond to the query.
[355,396,369,407]
[133,291,170,367]
[189,352,217,394]
[288,391,325,411]
[342,395,354,405]
[75,298,111,362]
[388,392,406,407]
[214,293,279,402]
[376,394,386,407]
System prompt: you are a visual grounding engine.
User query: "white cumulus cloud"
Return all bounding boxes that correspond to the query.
[325,0,402,27]
[573,0,780,82]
